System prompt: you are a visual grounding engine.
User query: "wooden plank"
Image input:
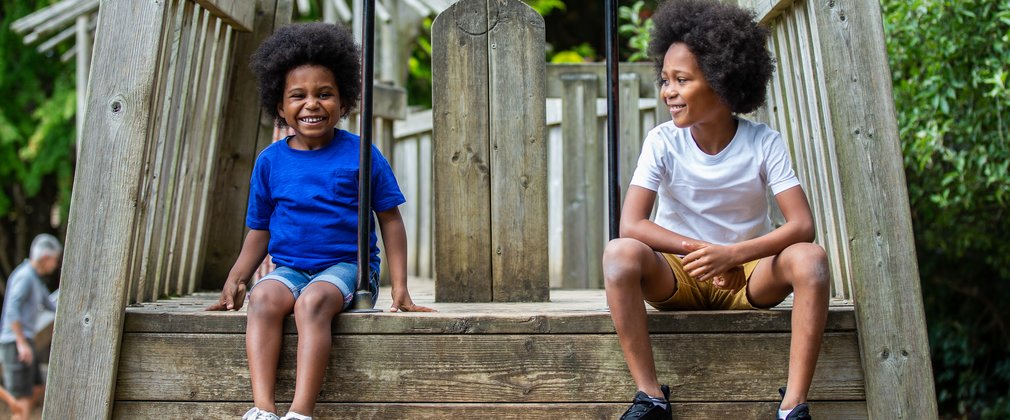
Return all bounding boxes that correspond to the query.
[113,401,868,419]
[809,1,938,417]
[41,0,170,418]
[202,0,286,290]
[115,332,863,402]
[431,0,492,302]
[798,0,854,299]
[21,0,99,44]
[194,0,256,32]
[488,0,548,302]
[560,74,597,289]
[189,23,235,293]
[619,73,642,202]
[738,0,796,25]
[124,303,858,334]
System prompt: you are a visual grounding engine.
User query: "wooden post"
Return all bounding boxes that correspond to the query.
[432,0,548,302]
[560,74,599,289]
[202,0,292,290]
[618,73,642,202]
[43,1,168,417]
[808,0,938,417]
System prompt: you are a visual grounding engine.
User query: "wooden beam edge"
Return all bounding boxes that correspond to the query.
[194,0,255,32]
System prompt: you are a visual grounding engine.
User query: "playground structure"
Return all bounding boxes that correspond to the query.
[19,0,938,418]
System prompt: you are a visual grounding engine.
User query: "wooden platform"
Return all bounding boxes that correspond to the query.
[115,278,866,419]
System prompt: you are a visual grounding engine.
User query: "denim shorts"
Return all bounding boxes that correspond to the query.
[1,340,43,397]
[253,262,380,310]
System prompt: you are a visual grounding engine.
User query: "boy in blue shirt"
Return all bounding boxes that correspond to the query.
[208,23,432,420]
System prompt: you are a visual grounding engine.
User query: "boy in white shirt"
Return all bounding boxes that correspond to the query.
[604,1,829,419]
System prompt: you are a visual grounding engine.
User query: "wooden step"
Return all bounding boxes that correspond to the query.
[115,279,866,419]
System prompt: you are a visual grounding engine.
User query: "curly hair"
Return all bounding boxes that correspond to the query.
[250,22,362,123]
[648,0,774,114]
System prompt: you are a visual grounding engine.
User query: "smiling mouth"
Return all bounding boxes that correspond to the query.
[299,116,325,123]
[669,104,686,112]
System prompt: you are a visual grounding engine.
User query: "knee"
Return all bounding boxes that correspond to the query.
[248,289,291,320]
[294,288,341,322]
[602,238,649,289]
[781,243,830,291]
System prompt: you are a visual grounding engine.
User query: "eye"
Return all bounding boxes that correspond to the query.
[676,78,688,85]
[660,79,669,86]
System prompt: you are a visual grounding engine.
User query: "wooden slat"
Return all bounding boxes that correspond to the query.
[488,0,548,301]
[124,303,857,334]
[21,0,99,44]
[113,401,868,419]
[189,23,236,293]
[194,0,256,32]
[431,0,493,302]
[42,0,170,417]
[202,0,288,290]
[560,74,598,289]
[738,0,796,25]
[619,73,642,204]
[807,0,938,417]
[115,332,864,402]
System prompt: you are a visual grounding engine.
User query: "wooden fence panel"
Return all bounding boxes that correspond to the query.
[43,1,170,417]
[560,74,600,289]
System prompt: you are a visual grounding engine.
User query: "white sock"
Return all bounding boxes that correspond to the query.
[647,394,668,410]
[778,407,794,419]
[283,412,312,420]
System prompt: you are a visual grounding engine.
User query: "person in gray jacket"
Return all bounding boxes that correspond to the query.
[0,233,60,420]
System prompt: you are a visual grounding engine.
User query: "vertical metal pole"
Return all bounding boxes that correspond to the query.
[605,0,621,240]
[351,0,380,312]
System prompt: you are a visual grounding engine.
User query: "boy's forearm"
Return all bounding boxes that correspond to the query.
[10,321,27,344]
[228,229,270,283]
[731,220,813,263]
[376,208,408,290]
[622,218,700,256]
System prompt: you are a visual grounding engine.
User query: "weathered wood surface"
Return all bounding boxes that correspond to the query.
[123,284,858,334]
[806,0,937,417]
[431,0,493,302]
[112,401,868,419]
[488,0,548,302]
[42,1,169,418]
[432,0,548,302]
[202,0,292,290]
[560,74,599,289]
[194,0,256,32]
[116,332,863,402]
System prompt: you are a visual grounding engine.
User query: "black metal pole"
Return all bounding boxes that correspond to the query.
[605,0,621,240]
[351,0,379,312]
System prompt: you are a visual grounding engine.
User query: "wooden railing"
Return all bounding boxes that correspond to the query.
[747,0,938,418]
[45,0,261,417]
[388,63,659,289]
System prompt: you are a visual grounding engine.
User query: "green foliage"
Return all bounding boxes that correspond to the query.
[523,0,566,16]
[549,42,596,63]
[618,0,653,62]
[406,16,433,108]
[0,0,76,228]
[883,0,1010,417]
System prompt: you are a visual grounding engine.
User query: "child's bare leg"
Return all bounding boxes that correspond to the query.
[603,238,677,398]
[247,281,296,413]
[289,282,344,416]
[0,386,17,413]
[747,243,830,410]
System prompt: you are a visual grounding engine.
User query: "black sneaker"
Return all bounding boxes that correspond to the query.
[619,385,671,420]
[777,387,811,419]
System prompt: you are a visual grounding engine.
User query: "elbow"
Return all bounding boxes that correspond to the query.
[799,221,816,243]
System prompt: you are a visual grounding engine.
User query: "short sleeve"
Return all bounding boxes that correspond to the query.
[245,154,274,230]
[2,277,30,324]
[629,130,667,192]
[370,147,406,212]
[763,132,801,195]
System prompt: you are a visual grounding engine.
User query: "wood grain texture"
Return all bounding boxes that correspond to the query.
[431,0,492,302]
[194,0,256,32]
[202,0,287,290]
[560,74,597,289]
[487,0,548,301]
[42,0,169,418]
[112,401,868,419]
[806,0,938,417]
[115,332,864,402]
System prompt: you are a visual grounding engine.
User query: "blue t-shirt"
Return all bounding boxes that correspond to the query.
[245,129,405,272]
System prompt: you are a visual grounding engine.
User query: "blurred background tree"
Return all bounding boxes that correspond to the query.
[0,0,75,284]
[883,0,1010,417]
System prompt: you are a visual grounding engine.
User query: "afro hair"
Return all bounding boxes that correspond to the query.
[250,22,362,123]
[648,0,774,114]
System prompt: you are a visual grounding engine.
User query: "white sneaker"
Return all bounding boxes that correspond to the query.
[242,407,280,420]
[280,412,312,420]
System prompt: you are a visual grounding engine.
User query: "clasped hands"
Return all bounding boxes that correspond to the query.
[681,241,746,291]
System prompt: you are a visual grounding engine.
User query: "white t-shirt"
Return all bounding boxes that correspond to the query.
[630,118,800,246]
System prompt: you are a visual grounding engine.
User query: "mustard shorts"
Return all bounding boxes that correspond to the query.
[646,253,763,310]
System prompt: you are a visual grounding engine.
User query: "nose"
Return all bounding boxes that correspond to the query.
[663,83,678,100]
